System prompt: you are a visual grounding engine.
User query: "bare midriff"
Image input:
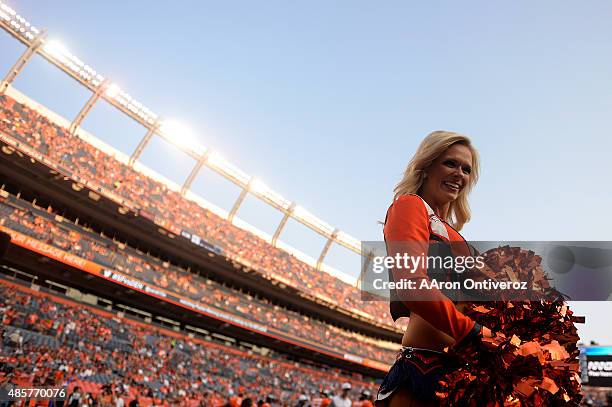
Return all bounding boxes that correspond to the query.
[401,302,471,350]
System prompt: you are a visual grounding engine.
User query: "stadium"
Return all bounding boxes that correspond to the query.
[1,2,611,406]
[0,2,400,405]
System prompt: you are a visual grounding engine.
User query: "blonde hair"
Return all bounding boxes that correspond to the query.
[394,130,480,231]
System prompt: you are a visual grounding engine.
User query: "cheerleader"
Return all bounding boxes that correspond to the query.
[375,131,494,406]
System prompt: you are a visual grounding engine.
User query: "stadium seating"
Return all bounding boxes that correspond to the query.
[0,196,398,364]
[0,279,378,405]
[0,94,395,329]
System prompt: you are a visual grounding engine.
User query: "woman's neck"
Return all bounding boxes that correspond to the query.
[419,192,449,219]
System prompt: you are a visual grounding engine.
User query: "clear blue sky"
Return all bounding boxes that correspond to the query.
[1,1,611,344]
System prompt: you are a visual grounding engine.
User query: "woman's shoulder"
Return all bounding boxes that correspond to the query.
[385,194,430,230]
[389,194,429,214]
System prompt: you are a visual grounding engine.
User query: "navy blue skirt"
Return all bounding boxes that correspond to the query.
[376,346,458,405]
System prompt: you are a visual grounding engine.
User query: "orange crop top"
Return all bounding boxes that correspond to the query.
[384,194,477,344]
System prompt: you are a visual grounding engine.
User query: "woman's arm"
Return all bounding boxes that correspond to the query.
[384,195,478,344]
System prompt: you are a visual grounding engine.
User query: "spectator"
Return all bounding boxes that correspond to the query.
[8,329,22,349]
[329,383,351,407]
[311,389,331,407]
[67,386,82,407]
[358,390,373,407]
[295,394,310,407]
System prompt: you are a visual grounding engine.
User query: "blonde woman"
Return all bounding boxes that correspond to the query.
[375,131,494,406]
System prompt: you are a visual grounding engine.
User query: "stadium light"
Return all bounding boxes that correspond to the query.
[39,39,105,88]
[0,3,14,20]
[105,83,121,98]
[0,2,39,40]
[293,205,335,236]
[267,192,292,210]
[42,40,68,59]
[88,191,100,201]
[247,178,292,211]
[207,151,228,168]
[249,178,269,195]
[159,120,206,156]
[207,151,250,186]
[110,88,157,125]
[1,145,14,155]
[336,231,362,252]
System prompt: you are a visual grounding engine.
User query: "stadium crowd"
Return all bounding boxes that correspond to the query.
[0,197,398,364]
[0,279,379,406]
[0,94,394,329]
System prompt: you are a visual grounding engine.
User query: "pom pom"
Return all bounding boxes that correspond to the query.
[436,246,583,406]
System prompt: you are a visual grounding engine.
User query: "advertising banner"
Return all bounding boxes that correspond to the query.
[582,347,612,387]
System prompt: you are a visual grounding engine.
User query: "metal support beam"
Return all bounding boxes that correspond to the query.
[271,202,296,247]
[0,30,46,94]
[356,250,375,289]
[69,79,109,135]
[129,120,161,167]
[317,228,339,271]
[228,179,252,222]
[181,151,209,196]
